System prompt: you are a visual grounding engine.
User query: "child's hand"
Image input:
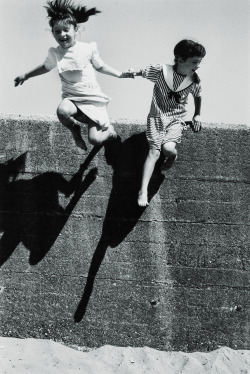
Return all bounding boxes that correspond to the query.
[14,75,27,87]
[120,70,135,79]
[192,115,202,132]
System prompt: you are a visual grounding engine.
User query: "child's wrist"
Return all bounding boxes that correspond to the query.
[129,69,142,76]
[120,71,135,78]
[193,114,201,120]
[135,70,142,76]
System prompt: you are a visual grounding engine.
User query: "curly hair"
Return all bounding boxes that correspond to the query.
[44,0,101,28]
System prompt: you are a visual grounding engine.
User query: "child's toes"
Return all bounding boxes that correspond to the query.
[138,192,149,207]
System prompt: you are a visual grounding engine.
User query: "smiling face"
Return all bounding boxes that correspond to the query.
[176,56,203,76]
[52,21,77,49]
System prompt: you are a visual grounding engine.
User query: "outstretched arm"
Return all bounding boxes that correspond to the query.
[192,96,202,132]
[14,64,49,86]
[96,63,134,78]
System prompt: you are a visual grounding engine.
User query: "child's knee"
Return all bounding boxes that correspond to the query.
[88,133,102,146]
[57,105,70,120]
[162,142,177,157]
[57,100,76,121]
[89,138,101,146]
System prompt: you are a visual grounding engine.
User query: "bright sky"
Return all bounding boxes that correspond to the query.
[1,0,249,124]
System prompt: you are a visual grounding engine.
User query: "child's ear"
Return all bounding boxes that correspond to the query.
[177,57,184,64]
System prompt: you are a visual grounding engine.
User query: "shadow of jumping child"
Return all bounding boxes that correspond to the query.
[0,148,99,266]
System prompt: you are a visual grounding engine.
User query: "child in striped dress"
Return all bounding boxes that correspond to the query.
[129,39,206,207]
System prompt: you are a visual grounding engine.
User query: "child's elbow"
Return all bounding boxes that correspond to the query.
[42,65,50,73]
[96,65,104,73]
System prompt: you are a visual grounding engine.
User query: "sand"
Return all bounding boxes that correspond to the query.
[0,337,249,374]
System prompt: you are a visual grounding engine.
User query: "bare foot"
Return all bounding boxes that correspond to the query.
[71,124,88,151]
[161,154,177,172]
[138,191,149,207]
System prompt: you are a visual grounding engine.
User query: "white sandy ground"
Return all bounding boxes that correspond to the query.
[0,337,250,374]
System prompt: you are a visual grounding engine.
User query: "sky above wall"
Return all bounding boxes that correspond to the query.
[1,0,249,124]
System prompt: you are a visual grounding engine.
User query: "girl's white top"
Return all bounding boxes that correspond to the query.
[44,41,111,127]
[44,41,110,102]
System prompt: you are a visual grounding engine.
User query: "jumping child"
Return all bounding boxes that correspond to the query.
[129,39,206,207]
[14,0,133,151]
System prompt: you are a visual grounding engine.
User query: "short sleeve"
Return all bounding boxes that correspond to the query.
[90,42,104,69]
[192,82,202,97]
[141,64,163,83]
[44,47,57,71]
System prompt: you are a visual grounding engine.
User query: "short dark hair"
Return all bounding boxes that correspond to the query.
[174,39,206,62]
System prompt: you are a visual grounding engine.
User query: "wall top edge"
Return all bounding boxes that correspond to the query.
[0,113,249,130]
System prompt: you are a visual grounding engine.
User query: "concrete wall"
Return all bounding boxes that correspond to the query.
[0,114,249,352]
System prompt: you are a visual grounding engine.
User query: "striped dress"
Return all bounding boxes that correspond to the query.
[142,64,202,149]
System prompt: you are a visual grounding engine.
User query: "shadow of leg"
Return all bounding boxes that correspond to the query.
[74,235,109,322]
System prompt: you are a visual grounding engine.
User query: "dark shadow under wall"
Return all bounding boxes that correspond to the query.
[74,133,165,322]
[0,147,100,266]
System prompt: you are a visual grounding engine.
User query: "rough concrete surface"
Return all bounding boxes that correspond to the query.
[0,114,249,352]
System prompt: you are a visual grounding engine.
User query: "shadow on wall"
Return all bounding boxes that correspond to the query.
[74,132,165,322]
[0,148,100,266]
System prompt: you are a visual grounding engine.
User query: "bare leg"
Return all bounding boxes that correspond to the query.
[57,99,88,151]
[87,119,117,146]
[138,148,160,207]
[161,141,177,171]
